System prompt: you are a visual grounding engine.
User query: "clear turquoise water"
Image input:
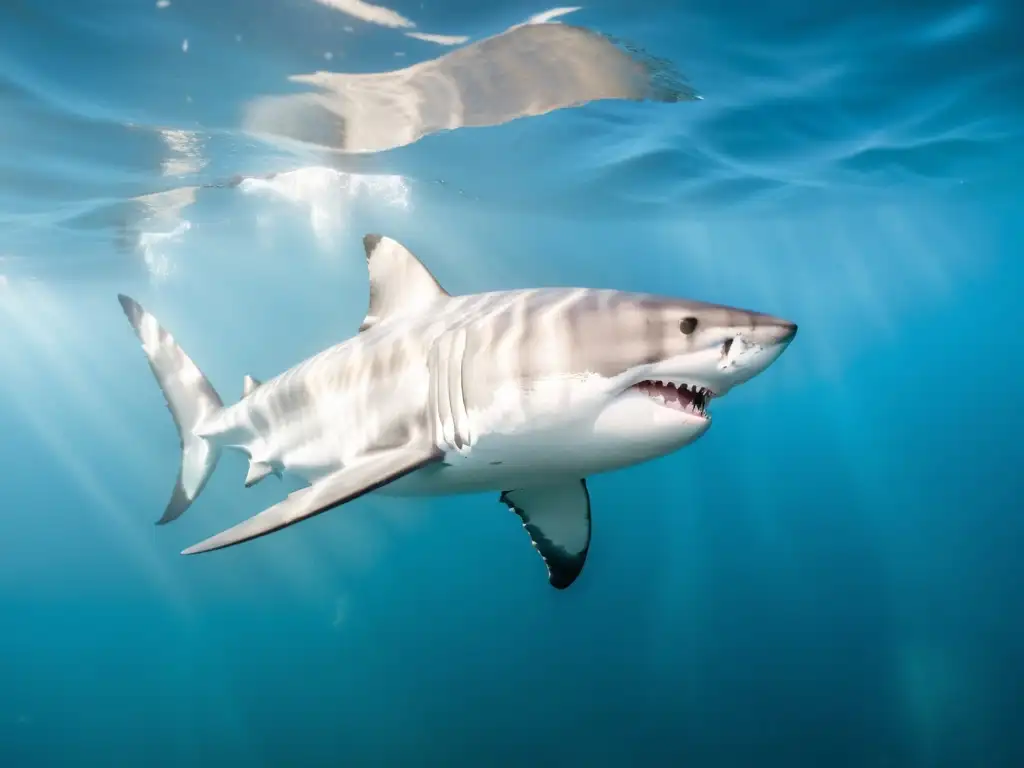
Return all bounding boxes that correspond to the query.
[2,1,1022,765]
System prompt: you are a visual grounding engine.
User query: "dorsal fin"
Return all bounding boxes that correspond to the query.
[359,234,449,333]
[242,374,262,398]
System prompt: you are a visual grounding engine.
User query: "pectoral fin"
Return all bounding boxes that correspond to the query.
[243,460,275,488]
[500,480,592,590]
[182,447,442,555]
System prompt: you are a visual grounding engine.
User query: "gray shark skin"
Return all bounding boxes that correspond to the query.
[118,234,797,589]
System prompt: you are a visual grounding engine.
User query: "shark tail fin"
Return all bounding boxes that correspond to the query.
[118,294,225,525]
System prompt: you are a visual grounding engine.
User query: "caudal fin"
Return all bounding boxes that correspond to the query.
[118,294,224,524]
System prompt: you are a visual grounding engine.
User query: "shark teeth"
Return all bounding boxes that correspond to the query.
[634,380,712,418]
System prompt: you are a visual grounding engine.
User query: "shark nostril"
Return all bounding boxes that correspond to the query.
[722,337,733,356]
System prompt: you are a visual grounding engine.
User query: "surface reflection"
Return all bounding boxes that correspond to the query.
[243,19,697,155]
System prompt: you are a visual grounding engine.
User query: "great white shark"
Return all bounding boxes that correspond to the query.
[118,234,797,589]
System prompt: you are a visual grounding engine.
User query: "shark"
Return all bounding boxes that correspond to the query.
[118,233,797,589]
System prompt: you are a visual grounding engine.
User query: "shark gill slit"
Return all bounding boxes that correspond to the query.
[432,337,455,451]
[441,332,459,450]
[517,293,536,392]
[426,339,441,450]
[445,329,463,450]
[449,327,471,451]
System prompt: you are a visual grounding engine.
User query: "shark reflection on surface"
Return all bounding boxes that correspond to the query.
[104,15,698,270]
[243,20,698,155]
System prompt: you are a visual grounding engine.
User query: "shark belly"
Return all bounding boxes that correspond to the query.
[374,434,610,497]
[378,402,704,497]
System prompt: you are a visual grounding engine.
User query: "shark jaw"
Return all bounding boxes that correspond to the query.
[587,377,715,469]
[592,324,797,464]
[631,379,713,421]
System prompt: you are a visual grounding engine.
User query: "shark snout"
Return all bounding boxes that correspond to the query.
[769,319,798,345]
[706,315,797,394]
[749,315,798,347]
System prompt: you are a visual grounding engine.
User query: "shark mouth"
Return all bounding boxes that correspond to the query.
[633,380,712,418]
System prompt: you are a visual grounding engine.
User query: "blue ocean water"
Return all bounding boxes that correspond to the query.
[2,0,1023,765]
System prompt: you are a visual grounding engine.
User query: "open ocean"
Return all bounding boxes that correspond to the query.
[1,0,1023,765]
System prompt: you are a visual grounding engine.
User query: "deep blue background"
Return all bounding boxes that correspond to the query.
[1,1,1022,765]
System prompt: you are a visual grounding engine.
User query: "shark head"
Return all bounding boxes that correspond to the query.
[572,291,798,464]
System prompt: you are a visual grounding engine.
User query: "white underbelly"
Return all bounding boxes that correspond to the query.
[376,418,660,496]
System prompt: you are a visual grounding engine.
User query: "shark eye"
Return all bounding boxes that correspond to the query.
[679,316,698,335]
